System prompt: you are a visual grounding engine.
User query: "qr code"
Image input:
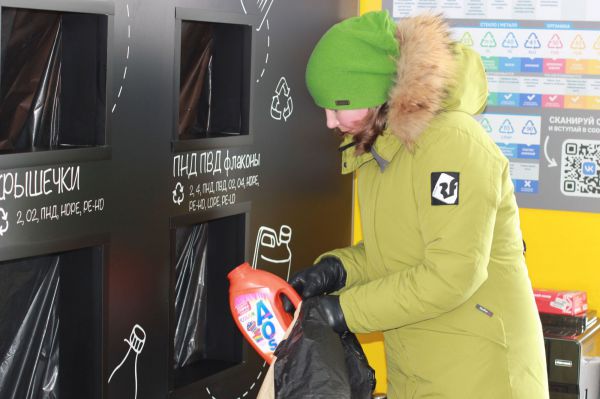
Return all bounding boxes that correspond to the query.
[560,139,600,198]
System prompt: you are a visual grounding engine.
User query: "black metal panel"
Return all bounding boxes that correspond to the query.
[0,0,356,398]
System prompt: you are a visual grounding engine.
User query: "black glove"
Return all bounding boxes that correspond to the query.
[308,295,349,334]
[289,257,347,299]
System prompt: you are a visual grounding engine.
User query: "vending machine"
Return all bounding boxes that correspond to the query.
[0,0,357,398]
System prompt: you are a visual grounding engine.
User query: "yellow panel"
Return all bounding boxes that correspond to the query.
[520,208,600,311]
[354,171,388,394]
[360,0,383,14]
[586,96,600,111]
[565,59,589,75]
[564,95,587,109]
[589,59,600,75]
[355,4,386,393]
[358,332,387,394]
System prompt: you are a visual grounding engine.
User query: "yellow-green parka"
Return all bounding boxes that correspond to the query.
[319,15,549,399]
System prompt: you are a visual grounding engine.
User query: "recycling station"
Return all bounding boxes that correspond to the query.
[0,0,356,398]
[3,0,600,398]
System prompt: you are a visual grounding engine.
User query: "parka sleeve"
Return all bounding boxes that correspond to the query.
[316,242,369,290]
[339,128,504,333]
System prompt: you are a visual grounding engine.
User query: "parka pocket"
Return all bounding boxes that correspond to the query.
[434,301,508,348]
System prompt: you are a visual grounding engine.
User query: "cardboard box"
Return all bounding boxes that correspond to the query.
[534,289,588,316]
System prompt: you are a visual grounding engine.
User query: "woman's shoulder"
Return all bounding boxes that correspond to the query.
[414,111,507,166]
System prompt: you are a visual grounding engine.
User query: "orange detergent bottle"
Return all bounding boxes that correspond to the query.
[228,262,301,364]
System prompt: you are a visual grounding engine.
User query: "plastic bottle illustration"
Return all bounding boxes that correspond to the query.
[108,324,146,399]
[228,263,301,364]
[252,225,292,280]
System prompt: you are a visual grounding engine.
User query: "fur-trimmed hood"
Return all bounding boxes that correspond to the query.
[388,15,488,149]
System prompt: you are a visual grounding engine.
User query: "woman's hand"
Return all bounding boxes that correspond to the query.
[289,257,347,299]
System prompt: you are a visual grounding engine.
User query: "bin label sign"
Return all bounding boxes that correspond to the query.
[235,293,285,354]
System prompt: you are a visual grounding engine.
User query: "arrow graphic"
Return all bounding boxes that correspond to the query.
[544,136,558,168]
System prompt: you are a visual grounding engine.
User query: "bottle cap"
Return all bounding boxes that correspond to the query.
[279,225,292,244]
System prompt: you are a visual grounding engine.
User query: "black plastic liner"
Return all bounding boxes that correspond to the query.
[0,249,102,398]
[178,22,213,139]
[178,21,249,139]
[0,7,107,153]
[172,215,245,388]
[0,256,60,399]
[174,224,209,368]
[274,297,376,399]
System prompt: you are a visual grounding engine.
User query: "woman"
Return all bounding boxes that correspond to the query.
[291,10,549,399]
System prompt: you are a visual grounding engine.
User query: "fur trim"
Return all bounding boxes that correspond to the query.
[387,14,456,151]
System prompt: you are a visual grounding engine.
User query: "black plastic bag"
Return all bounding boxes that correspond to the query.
[273,297,375,398]
[178,21,213,139]
[0,256,60,399]
[178,21,246,139]
[173,224,209,368]
[0,8,106,152]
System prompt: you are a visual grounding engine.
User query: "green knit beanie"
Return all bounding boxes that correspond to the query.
[305,10,399,110]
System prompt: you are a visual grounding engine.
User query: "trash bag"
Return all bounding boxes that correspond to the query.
[178,21,246,139]
[341,331,377,399]
[0,8,61,151]
[173,224,209,368]
[0,8,106,152]
[0,255,61,399]
[178,21,214,139]
[273,297,376,399]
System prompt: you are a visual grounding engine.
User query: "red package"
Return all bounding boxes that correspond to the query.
[533,289,588,316]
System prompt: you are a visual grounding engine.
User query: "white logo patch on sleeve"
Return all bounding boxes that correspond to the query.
[431,172,460,205]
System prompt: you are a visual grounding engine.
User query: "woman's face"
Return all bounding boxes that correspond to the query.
[325,108,369,135]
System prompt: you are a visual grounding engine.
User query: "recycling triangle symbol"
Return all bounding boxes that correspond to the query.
[480,118,493,133]
[594,36,600,50]
[548,34,563,49]
[0,208,8,236]
[499,119,514,134]
[502,32,519,48]
[480,32,497,48]
[270,77,294,122]
[571,34,586,50]
[522,120,537,135]
[524,33,541,49]
[461,32,474,47]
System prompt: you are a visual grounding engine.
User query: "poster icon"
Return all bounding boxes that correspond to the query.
[108,324,147,399]
[499,119,515,134]
[522,120,538,135]
[548,34,563,49]
[460,32,474,46]
[524,33,541,49]
[502,32,518,48]
[582,162,596,176]
[571,34,586,50]
[480,118,493,133]
[480,32,497,48]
